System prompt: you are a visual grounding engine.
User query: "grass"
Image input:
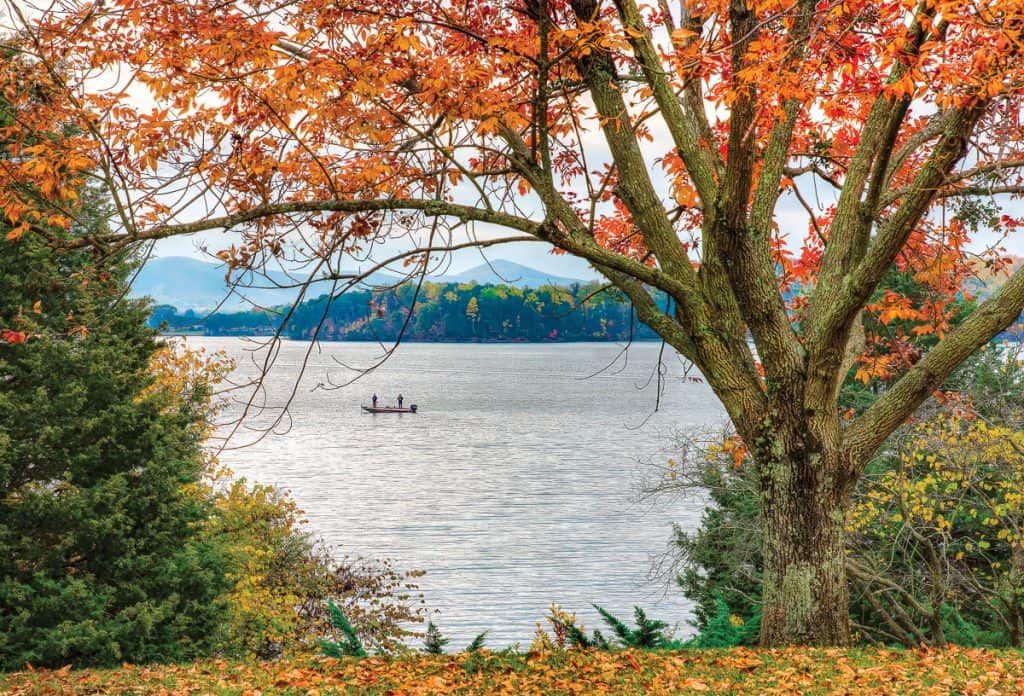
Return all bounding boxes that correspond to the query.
[4,646,1024,694]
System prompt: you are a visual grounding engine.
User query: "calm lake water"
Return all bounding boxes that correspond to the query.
[196,338,729,646]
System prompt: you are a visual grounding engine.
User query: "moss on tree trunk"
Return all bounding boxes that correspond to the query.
[758,447,851,646]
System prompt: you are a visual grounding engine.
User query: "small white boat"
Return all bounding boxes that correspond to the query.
[361,404,417,413]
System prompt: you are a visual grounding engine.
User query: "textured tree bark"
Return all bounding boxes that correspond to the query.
[758,446,850,646]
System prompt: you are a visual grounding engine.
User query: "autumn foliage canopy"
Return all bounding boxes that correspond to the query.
[1,0,1022,392]
[3,0,1020,273]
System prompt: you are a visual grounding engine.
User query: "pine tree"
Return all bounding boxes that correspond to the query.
[423,621,448,654]
[319,602,367,657]
[465,631,488,653]
[0,212,231,668]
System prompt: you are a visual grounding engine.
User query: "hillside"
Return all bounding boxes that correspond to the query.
[131,257,323,311]
[965,255,1024,298]
[131,257,590,311]
[150,280,659,342]
[440,259,589,288]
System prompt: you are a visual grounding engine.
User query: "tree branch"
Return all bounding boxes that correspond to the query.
[883,109,957,189]
[598,264,768,436]
[845,262,1024,469]
[568,0,695,285]
[714,0,815,388]
[882,159,1024,206]
[806,103,988,433]
[809,3,939,340]
[57,198,543,249]
[613,0,721,207]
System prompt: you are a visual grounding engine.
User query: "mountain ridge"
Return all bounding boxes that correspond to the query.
[131,256,590,310]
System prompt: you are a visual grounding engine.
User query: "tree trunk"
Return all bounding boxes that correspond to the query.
[758,449,851,646]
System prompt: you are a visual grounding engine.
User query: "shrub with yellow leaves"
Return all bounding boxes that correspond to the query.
[848,414,1024,647]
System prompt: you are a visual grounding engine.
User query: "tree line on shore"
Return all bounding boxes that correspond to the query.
[150,281,662,342]
[150,280,1024,345]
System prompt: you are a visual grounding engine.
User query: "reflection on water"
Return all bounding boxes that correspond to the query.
[199,338,728,646]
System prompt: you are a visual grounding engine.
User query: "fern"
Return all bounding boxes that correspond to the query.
[465,631,488,652]
[591,628,612,651]
[631,606,670,649]
[686,597,760,648]
[593,605,670,649]
[941,604,1007,647]
[595,605,632,644]
[319,601,367,657]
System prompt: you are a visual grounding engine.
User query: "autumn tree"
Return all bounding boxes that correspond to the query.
[207,479,428,658]
[6,0,1024,644]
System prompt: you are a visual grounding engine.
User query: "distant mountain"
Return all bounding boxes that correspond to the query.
[965,255,1024,299]
[132,256,590,310]
[434,259,587,288]
[131,257,319,311]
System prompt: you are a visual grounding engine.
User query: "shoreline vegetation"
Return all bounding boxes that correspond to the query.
[4,647,1024,694]
[148,281,662,342]
[149,279,1024,345]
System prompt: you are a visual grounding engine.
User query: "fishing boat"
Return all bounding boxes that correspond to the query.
[361,404,417,414]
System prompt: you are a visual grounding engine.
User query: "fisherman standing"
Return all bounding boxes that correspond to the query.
[372,393,378,408]
[397,393,404,408]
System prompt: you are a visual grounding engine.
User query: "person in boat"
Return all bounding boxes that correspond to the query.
[397,393,404,408]
[372,393,378,408]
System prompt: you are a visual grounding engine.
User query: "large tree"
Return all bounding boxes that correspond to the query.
[4,0,1024,644]
[0,225,233,668]
[0,50,235,666]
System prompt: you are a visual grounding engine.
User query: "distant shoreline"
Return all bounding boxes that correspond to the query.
[161,334,665,344]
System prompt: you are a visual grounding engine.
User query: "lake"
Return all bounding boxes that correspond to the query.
[197,338,730,647]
